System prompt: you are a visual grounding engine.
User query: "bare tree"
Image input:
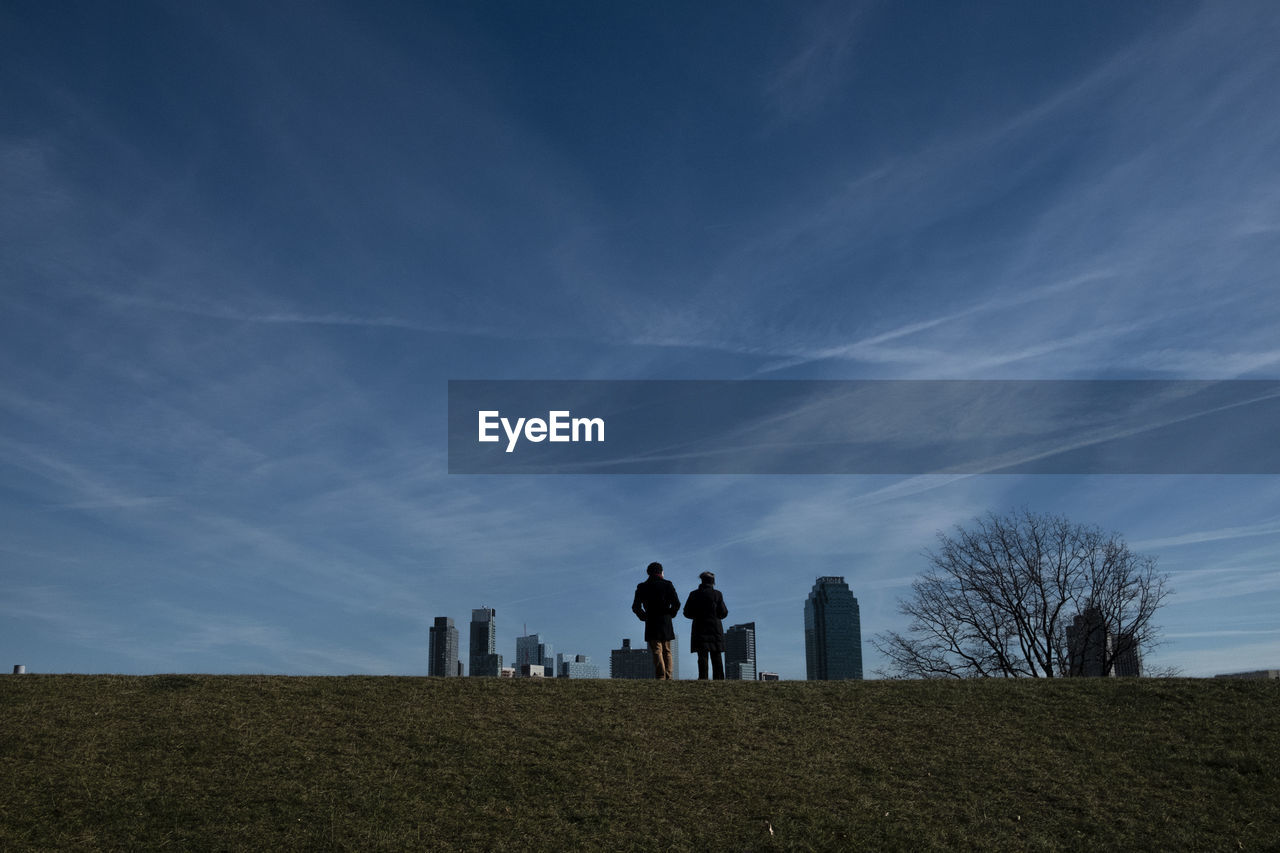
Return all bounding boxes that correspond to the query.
[873,509,1171,678]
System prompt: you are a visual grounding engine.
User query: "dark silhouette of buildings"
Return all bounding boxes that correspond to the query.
[804,576,863,680]
[610,637,679,679]
[1113,631,1142,677]
[725,621,757,680]
[469,608,503,677]
[428,616,459,677]
[1213,669,1279,679]
[1067,607,1142,677]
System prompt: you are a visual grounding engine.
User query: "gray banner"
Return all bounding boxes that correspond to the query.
[447,380,1280,474]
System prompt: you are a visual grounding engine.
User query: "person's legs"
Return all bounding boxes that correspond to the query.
[648,641,658,677]
[711,651,725,680]
[696,649,710,680]
[649,640,672,679]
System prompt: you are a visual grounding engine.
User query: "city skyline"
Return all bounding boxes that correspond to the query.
[4,3,1279,680]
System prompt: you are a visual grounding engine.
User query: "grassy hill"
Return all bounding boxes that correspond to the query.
[1,675,1276,851]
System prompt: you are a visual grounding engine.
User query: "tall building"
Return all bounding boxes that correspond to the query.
[1066,607,1109,677]
[516,633,555,677]
[1067,607,1142,677]
[725,622,757,681]
[609,637,679,679]
[428,616,459,677]
[804,576,863,680]
[1113,631,1142,677]
[557,653,600,679]
[469,608,503,677]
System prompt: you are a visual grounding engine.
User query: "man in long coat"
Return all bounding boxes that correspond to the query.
[683,571,728,680]
[632,561,681,679]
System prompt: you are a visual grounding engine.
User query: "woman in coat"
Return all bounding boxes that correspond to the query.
[683,571,729,680]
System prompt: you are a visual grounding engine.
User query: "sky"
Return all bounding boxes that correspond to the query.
[3,1,1279,679]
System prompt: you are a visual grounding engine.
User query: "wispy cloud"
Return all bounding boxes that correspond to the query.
[1135,520,1280,550]
[625,3,1280,380]
[765,2,871,121]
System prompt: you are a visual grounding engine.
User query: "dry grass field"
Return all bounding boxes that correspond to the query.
[2,675,1276,851]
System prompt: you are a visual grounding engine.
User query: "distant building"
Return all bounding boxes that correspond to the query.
[1067,608,1110,677]
[557,653,600,679]
[611,639,650,679]
[610,637,679,679]
[1113,632,1142,677]
[1213,670,1280,679]
[469,608,503,677]
[757,672,780,681]
[519,664,546,678]
[516,633,555,678]
[725,622,757,681]
[1067,607,1142,677]
[499,667,516,678]
[428,616,459,677]
[804,576,863,680]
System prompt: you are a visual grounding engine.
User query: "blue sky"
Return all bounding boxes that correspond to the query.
[3,1,1278,678]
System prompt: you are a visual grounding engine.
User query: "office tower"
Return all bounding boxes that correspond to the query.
[725,622,757,681]
[469,608,503,677]
[428,616,459,677]
[516,633,555,678]
[1067,607,1111,677]
[557,653,600,679]
[610,637,678,679]
[1113,631,1142,677]
[804,576,863,680]
[1067,607,1142,677]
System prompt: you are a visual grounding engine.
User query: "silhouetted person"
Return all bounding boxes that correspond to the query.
[632,561,681,679]
[684,571,728,680]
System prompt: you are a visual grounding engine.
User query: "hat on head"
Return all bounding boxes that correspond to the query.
[699,571,715,584]
[647,562,664,576]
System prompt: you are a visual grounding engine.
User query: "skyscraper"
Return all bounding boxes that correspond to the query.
[516,633,554,678]
[725,621,757,681]
[469,608,503,677]
[428,616,459,677]
[804,576,863,680]
[1067,607,1142,677]
[1113,632,1142,677]
[1067,607,1109,677]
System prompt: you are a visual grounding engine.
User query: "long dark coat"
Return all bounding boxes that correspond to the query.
[632,577,681,643]
[683,583,728,652]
